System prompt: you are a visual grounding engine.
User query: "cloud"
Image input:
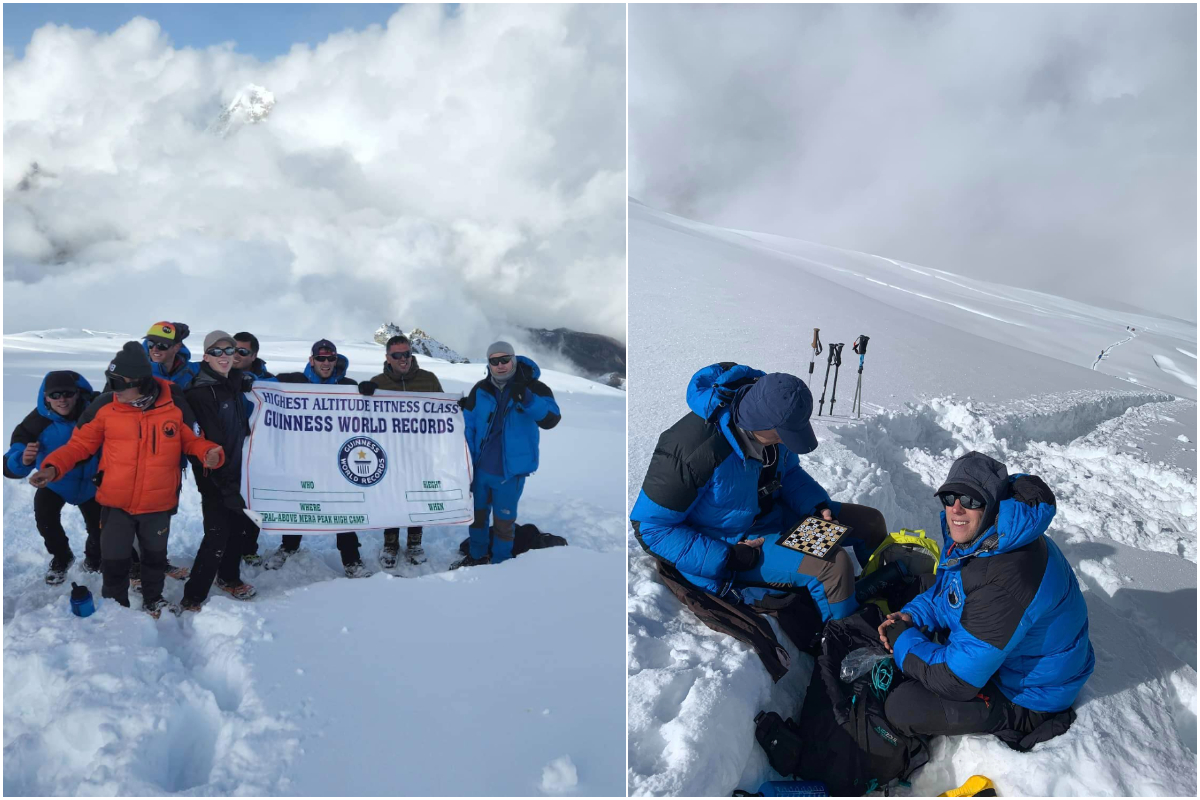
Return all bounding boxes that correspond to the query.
[3,4,627,360]
[630,4,1196,321]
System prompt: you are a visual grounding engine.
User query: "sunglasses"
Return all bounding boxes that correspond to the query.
[939,492,985,510]
[235,347,252,357]
[388,350,414,360]
[206,346,237,357]
[313,355,338,363]
[47,390,78,400]
[147,341,173,352]
[488,356,513,366]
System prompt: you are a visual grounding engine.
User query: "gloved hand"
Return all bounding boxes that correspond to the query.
[729,541,762,572]
[1011,474,1055,507]
[357,381,377,396]
[456,395,468,409]
[240,373,256,393]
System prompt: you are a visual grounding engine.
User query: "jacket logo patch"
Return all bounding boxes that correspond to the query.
[873,725,899,747]
[947,587,962,608]
[162,422,178,438]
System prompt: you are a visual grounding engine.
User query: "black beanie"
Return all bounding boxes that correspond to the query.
[44,371,81,395]
[108,341,153,380]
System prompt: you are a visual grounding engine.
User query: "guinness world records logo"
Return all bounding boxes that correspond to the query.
[338,437,388,486]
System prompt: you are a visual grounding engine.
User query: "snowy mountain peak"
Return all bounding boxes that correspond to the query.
[210,84,275,137]
[372,322,469,363]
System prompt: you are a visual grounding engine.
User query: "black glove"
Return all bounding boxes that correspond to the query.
[456,396,468,409]
[729,542,761,572]
[885,617,913,649]
[1011,474,1056,507]
[241,373,255,393]
[357,381,377,396]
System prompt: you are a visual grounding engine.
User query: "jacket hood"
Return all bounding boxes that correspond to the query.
[37,372,94,422]
[941,473,1056,562]
[251,357,270,377]
[143,340,194,376]
[685,363,765,422]
[304,353,349,384]
[482,354,540,382]
[193,362,242,389]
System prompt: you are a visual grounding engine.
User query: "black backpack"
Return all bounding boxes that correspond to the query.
[458,523,568,558]
[753,606,929,796]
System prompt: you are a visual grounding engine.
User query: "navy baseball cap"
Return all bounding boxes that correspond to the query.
[311,339,337,356]
[732,373,819,455]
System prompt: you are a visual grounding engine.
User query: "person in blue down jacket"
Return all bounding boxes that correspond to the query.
[879,451,1095,751]
[454,341,561,568]
[142,321,201,389]
[629,363,888,626]
[3,371,102,584]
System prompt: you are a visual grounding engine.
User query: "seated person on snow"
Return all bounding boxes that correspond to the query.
[878,450,1095,750]
[629,363,888,626]
[4,371,102,584]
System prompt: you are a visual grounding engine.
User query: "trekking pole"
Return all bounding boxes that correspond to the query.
[807,328,822,389]
[828,343,844,416]
[851,334,870,419]
[817,343,838,416]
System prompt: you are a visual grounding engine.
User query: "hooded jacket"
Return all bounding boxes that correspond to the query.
[368,356,443,393]
[4,372,100,504]
[185,364,250,507]
[143,340,201,389]
[460,356,560,480]
[629,363,837,596]
[892,452,1095,713]
[268,354,356,386]
[41,378,224,516]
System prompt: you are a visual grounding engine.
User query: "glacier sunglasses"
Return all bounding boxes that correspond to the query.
[46,390,78,400]
[388,350,414,360]
[488,356,513,366]
[938,492,985,510]
[146,341,174,351]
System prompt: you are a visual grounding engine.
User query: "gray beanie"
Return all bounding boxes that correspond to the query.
[486,340,515,358]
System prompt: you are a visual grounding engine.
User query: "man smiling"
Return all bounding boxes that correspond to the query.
[879,451,1094,751]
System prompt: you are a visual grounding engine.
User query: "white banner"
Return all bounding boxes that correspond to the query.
[241,383,474,532]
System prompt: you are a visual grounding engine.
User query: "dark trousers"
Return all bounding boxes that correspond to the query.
[885,679,1052,739]
[183,495,245,604]
[101,507,172,606]
[241,514,261,556]
[34,488,101,563]
[281,532,361,564]
[383,526,423,546]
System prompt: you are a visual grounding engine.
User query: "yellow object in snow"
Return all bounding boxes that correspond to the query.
[938,775,997,796]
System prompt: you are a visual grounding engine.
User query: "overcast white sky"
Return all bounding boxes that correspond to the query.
[4,4,626,358]
[630,4,1196,322]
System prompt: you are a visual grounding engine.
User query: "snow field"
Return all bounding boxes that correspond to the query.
[3,331,627,795]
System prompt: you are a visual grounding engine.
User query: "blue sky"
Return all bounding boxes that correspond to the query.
[3,4,426,60]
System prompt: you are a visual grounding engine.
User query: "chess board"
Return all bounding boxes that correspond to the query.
[777,516,853,559]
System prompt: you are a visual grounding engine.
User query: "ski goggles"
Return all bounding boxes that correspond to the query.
[46,390,78,400]
[106,374,141,392]
[313,355,338,363]
[938,492,985,510]
[488,356,513,366]
[206,346,237,357]
[388,350,414,360]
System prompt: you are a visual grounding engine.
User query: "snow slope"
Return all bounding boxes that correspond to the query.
[3,331,626,796]
[627,201,1197,796]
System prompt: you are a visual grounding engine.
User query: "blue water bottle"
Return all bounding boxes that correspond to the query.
[70,582,95,618]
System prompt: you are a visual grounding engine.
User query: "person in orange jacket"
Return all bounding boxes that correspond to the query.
[29,342,224,617]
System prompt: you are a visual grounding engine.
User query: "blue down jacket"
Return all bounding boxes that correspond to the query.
[4,373,100,504]
[461,356,561,481]
[893,470,1095,713]
[629,363,839,595]
[143,340,201,389]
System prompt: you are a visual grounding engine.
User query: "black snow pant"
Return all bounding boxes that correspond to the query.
[383,526,423,548]
[281,532,361,564]
[241,513,262,556]
[34,488,102,564]
[183,494,245,604]
[101,507,172,607]
[884,679,1072,751]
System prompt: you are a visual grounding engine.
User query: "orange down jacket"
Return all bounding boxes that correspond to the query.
[42,378,223,515]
